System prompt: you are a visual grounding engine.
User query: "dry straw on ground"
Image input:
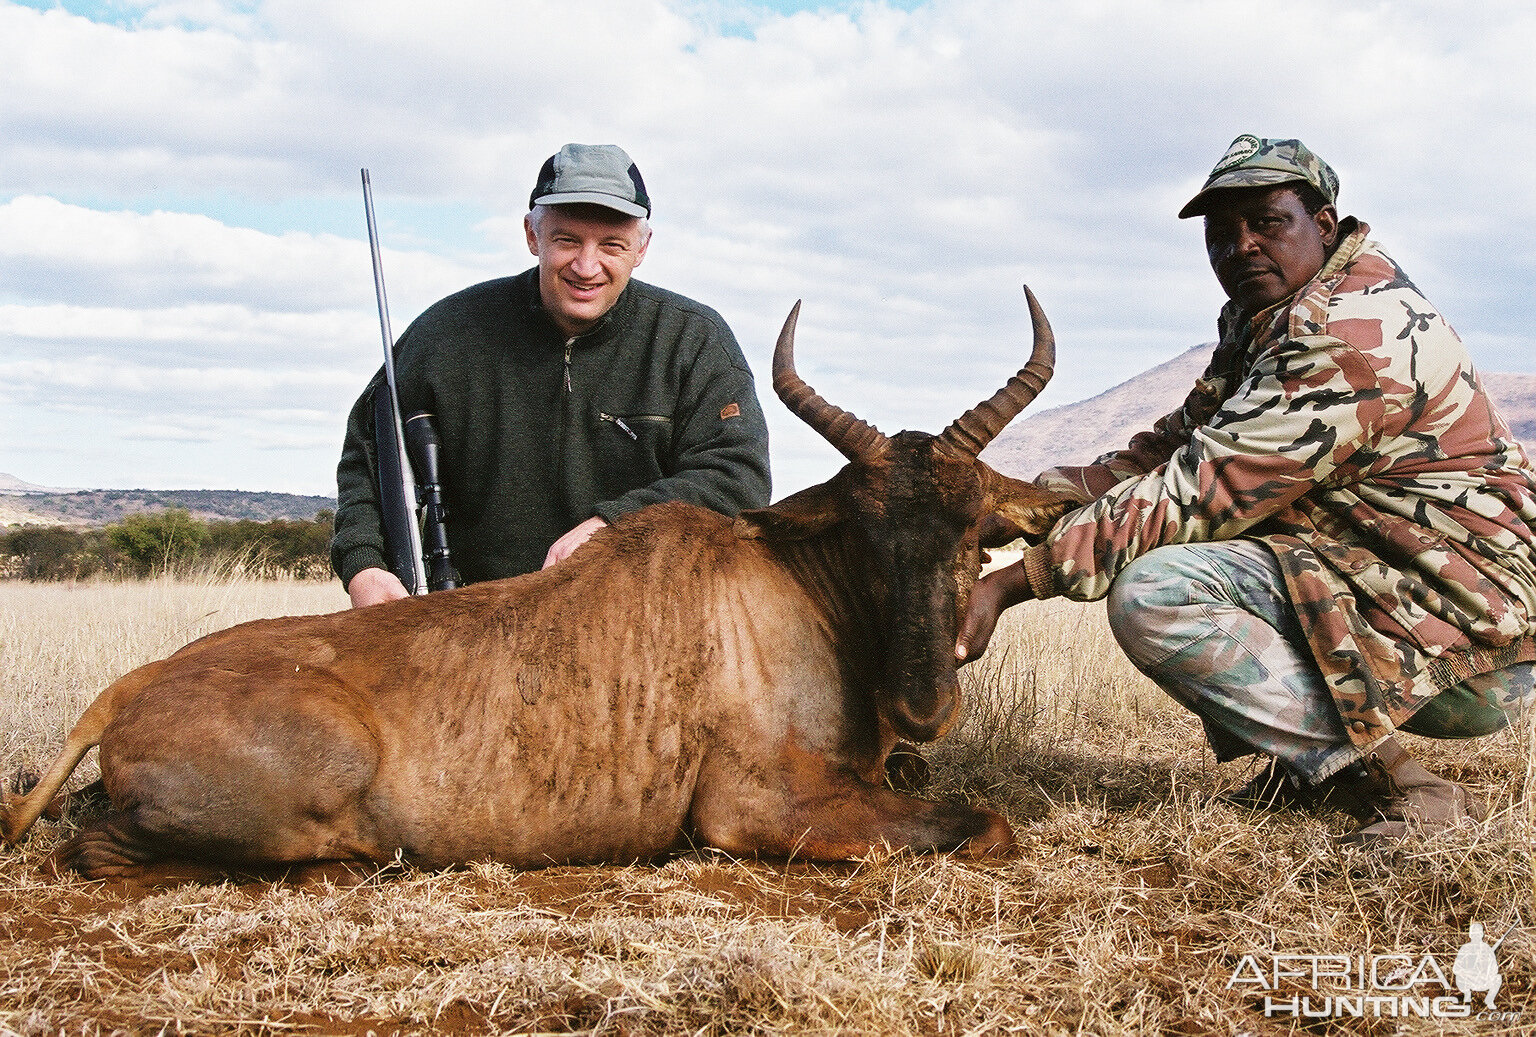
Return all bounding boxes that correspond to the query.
[0,576,1531,1035]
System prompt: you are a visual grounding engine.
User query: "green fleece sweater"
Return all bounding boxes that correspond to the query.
[332,268,771,584]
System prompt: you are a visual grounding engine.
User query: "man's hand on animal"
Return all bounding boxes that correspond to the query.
[957,493,1086,661]
[955,539,1059,663]
[543,516,608,569]
[956,562,1030,664]
[346,566,410,608]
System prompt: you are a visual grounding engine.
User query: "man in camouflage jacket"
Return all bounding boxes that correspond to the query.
[960,136,1536,840]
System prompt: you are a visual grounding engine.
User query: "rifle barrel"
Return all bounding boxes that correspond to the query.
[361,169,427,595]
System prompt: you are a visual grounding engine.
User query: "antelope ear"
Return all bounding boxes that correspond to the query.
[985,470,1084,540]
[735,478,852,541]
[976,511,1025,549]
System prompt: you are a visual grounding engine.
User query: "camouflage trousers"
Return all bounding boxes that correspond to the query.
[1105,540,1536,785]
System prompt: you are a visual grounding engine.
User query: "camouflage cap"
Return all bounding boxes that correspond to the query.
[530,143,651,219]
[1178,135,1339,219]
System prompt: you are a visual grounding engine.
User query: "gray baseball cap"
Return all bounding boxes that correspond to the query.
[1179,135,1339,219]
[529,143,651,219]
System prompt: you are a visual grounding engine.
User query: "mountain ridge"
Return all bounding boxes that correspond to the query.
[0,483,335,527]
[982,348,1536,479]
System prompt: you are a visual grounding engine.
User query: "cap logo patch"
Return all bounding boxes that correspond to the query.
[1212,134,1262,175]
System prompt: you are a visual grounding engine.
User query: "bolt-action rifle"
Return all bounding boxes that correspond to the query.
[361,169,458,594]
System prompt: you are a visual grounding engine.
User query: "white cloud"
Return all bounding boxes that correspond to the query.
[0,196,488,314]
[0,0,1531,497]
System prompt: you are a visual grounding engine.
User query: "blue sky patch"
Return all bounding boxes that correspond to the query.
[684,0,928,40]
[13,0,137,25]
[5,188,501,256]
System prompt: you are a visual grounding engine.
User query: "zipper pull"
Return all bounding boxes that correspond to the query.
[601,413,639,440]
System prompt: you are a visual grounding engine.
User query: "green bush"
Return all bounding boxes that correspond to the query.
[2,510,335,581]
[106,508,209,577]
[0,526,103,580]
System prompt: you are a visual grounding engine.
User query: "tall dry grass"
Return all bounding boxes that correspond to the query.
[0,579,1531,1035]
[0,573,347,780]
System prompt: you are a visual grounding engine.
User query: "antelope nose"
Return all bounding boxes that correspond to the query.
[889,690,957,744]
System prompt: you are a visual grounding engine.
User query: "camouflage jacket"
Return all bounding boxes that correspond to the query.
[1026,221,1536,745]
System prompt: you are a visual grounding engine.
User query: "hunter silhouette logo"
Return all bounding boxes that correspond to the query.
[1454,921,1508,1009]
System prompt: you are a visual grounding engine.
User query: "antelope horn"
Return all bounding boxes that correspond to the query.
[937,285,1055,457]
[773,301,889,462]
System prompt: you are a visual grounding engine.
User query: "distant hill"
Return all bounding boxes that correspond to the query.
[0,482,336,527]
[0,473,76,494]
[983,346,1536,478]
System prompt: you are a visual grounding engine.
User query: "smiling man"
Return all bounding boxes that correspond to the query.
[961,136,1536,842]
[333,144,770,605]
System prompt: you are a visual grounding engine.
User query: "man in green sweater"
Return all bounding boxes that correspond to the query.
[333,144,772,607]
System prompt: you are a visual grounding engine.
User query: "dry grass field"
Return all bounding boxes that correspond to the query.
[0,575,1531,1035]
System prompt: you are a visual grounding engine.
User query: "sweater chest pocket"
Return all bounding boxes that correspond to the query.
[596,412,673,479]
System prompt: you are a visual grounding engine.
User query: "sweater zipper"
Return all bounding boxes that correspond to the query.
[563,338,574,392]
[600,413,639,440]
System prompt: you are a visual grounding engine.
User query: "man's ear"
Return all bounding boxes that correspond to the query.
[976,512,1024,549]
[735,480,850,542]
[632,223,651,268]
[1315,203,1339,249]
[524,213,541,257]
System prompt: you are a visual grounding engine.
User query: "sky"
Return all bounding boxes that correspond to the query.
[1,0,1532,498]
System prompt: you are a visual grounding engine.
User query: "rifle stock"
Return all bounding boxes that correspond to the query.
[373,391,424,594]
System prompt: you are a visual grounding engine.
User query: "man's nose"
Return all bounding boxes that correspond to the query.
[570,244,602,277]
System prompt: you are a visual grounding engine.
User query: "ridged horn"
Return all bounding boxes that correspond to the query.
[937,285,1055,457]
[773,301,889,462]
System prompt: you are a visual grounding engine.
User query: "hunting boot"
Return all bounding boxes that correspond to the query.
[1224,756,1379,817]
[1223,758,1315,811]
[1340,736,1486,843]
